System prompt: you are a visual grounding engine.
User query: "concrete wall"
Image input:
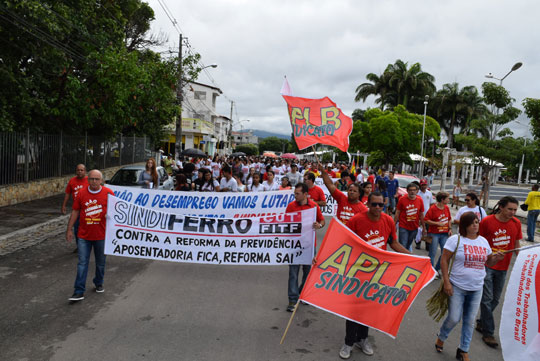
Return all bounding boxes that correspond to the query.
[0,164,142,207]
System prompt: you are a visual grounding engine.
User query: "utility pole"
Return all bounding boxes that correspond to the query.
[228,100,234,153]
[175,34,183,161]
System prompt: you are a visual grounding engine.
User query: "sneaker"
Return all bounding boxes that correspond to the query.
[339,344,353,359]
[355,338,374,356]
[415,243,421,250]
[69,293,84,302]
[300,300,308,305]
[482,335,499,348]
[286,302,296,312]
[95,285,104,293]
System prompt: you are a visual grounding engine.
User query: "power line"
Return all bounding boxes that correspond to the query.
[0,8,88,64]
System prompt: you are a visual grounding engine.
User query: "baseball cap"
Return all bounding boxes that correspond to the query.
[420,179,428,185]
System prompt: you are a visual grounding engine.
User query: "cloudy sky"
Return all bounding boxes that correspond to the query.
[146,0,539,138]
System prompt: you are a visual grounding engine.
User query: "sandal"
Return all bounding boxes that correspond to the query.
[435,338,444,353]
[456,348,470,361]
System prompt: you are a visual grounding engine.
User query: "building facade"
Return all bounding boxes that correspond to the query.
[231,131,258,147]
[163,81,231,157]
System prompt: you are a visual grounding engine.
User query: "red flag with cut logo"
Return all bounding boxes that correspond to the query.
[282,95,353,152]
[299,218,436,338]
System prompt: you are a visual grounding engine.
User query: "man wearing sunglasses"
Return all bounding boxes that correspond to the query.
[338,191,410,359]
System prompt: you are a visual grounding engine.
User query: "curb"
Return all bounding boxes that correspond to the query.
[0,215,69,256]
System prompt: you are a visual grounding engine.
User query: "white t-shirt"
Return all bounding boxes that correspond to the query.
[456,205,487,222]
[201,180,219,191]
[286,171,302,187]
[444,234,492,291]
[220,177,238,192]
[248,183,265,192]
[263,181,279,191]
[241,165,249,181]
[418,190,433,216]
[210,162,221,178]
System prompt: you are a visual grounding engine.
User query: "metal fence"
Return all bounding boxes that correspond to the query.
[0,131,155,186]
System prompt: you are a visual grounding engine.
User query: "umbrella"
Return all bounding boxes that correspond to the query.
[281,153,297,159]
[263,152,278,158]
[182,148,206,157]
[231,151,246,157]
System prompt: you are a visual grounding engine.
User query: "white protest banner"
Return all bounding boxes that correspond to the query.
[108,185,337,217]
[105,195,316,265]
[500,247,540,361]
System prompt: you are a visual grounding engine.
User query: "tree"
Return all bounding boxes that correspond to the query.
[386,60,436,110]
[523,98,540,140]
[354,60,436,113]
[234,143,258,156]
[349,105,440,168]
[258,136,290,153]
[354,73,391,110]
[455,82,521,207]
[0,0,200,145]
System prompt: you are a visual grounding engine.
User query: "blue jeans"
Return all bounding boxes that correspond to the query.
[438,284,482,352]
[527,209,540,241]
[388,196,397,211]
[399,227,418,252]
[73,216,80,247]
[74,239,106,294]
[288,264,311,303]
[428,233,449,271]
[479,267,507,337]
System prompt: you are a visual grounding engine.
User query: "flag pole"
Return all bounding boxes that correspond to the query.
[311,145,321,164]
[280,301,300,344]
[502,243,540,254]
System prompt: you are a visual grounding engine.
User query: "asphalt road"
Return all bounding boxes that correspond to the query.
[0,219,507,361]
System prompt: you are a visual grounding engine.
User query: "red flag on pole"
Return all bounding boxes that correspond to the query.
[282,95,353,152]
[299,218,436,338]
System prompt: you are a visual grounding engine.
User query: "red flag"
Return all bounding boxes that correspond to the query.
[282,95,352,152]
[300,218,436,338]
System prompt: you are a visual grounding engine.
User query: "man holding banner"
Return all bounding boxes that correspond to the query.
[338,191,411,358]
[476,196,522,348]
[286,183,325,312]
[66,169,114,302]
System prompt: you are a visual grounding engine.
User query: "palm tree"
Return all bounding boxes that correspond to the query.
[354,72,391,110]
[460,86,488,137]
[386,60,436,109]
[433,83,468,148]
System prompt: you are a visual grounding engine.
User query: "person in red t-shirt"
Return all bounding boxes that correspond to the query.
[319,163,366,225]
[425,192,452,273]
[477,196,522,348]
[394,182,425,251]
[285,182,325,312]
[62,164,88,252]
[66,169,114,302]
[303,171,327,208]
[338,192,409,359]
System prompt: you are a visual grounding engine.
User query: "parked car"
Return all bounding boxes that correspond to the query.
[394,174,420,199]
[107,165,174,190]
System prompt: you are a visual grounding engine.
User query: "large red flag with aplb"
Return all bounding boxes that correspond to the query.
[282,95,353,152]
[300,218,436,338]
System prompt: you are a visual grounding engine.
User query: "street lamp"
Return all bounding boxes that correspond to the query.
[485,62,522,85]
[419,95,429,178]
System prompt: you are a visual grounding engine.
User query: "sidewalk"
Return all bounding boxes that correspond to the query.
[0,194,69,255]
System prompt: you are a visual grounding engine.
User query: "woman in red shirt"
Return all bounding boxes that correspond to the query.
[425,192,452,274]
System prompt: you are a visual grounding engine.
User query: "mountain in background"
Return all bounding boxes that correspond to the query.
[244,129,290,140]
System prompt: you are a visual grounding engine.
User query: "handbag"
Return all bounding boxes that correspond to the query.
[520,203,528,211]
[426,235,461,322]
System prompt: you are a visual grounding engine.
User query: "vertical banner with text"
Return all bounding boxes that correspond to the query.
[500,248,540,361]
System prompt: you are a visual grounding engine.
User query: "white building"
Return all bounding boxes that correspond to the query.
[231,130,258,147]
[163,81,230,157]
